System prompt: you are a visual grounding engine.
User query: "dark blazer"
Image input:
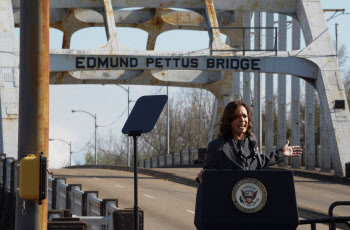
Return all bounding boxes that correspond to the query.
[203,134,284,170]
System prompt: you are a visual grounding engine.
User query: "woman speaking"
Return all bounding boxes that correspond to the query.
[194,101,303,229]
[197,101,302,181]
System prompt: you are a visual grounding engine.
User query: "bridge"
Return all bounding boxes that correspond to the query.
[1,154,350,229]
[0,0,350,229]
[52,166,350,229]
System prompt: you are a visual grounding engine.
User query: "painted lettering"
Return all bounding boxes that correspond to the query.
[146,58,154,67]
[87,57,96,68]
[251,59,260,70]
[76,57,85,68]
[207,58,215,68]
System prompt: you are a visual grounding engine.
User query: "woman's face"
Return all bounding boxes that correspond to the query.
[231,105,249,139]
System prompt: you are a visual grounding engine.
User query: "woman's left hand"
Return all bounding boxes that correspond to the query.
[282,139,303,157]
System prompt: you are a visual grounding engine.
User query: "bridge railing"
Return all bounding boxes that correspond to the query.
[139,148,205,168]
[138,146,339,176]
[0,154,143,230]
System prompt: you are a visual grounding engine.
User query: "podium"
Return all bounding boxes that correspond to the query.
[196,169,298,230]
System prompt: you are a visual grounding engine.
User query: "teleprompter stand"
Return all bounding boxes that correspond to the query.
[196,169,298,230]
[122,95,168,230]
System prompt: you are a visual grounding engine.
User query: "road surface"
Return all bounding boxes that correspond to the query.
[51,168,350,230]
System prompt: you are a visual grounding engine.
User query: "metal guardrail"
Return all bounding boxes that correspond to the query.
[140,146,339,177]
[76,215,113,230]
[299,201,350,230]
[0,154,142,230]
[71,188,84,216]
[48,177,53,210]
[56,180,67,210]
[138,148,202,168]
[47,177,120,230]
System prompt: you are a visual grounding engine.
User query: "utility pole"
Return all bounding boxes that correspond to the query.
[72,110,97,165]
[16,0,50,229]
[70,141,72,166]
[95,113,97,165]
[335,23,338,56]
[116,85,131,166]
[166,86,169,155]
[127,87,130,166]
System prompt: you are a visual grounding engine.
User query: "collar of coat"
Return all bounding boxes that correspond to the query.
[219,134,257,169]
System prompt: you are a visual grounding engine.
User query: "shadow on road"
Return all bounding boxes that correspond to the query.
[53,175,158,179]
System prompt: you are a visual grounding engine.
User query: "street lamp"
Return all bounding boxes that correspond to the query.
[49,138,72,166]
[72,109,97,165]
[116,85,131,167]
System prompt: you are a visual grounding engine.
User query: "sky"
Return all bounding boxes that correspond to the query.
[43,0,350,168]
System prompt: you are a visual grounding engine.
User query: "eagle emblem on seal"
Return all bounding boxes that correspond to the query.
[241,186,258,204]
[232,178,267,213]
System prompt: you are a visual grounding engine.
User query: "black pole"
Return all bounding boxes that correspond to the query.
[133,135,139,230]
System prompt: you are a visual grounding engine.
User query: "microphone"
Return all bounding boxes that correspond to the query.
[250,140,262,170]
[250,141,258,156]
[236,140,246,164]
[236,140,245,152]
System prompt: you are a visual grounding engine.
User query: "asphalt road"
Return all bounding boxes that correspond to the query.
[52,168,197,230]
[51,168,350,230]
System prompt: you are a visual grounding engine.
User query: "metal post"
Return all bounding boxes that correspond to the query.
[265,13,274,155]
[277,13,287,167]
[127,87,130,166]
[335,23,338,56]
[133,135,139,230]
[291,17,301,169]
[70,141,72,167]
[166,86,169,155]
[16,0,49,228]
[116,85,131,166]
[320,112,331,172]
[254,12,262,150]
[243,11,251,105]
[95,113,97,165]
[305,81,315,171]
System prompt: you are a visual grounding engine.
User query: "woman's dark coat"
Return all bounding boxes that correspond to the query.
[204,134,284,170]
[194,134,284,229]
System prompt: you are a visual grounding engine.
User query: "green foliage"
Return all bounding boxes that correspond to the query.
[84,151,94,165]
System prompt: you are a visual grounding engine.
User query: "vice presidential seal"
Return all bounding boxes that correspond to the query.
[232,178,267,213]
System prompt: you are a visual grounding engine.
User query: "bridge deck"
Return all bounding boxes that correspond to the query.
[51,167,350,230]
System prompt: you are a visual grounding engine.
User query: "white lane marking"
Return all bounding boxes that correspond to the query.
[92,177,99,180]
[115,185,125,188]
[144,194,156,199]
[186,210,195,214]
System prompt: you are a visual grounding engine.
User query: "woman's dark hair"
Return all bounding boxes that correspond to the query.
[219,101,253,138]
